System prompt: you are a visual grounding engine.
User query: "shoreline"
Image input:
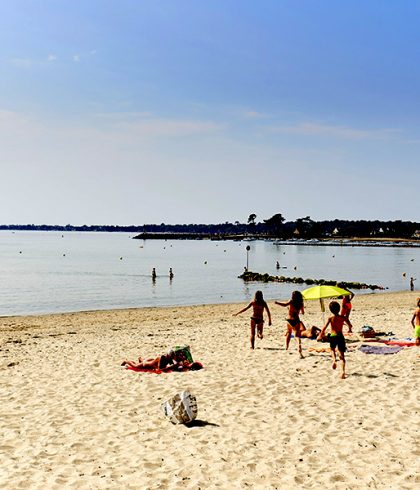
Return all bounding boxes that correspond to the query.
[0,288,415,321]
[274,239,420,248]
[135,234,420,248]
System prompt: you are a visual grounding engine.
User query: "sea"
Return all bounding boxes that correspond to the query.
[0,230,419,316]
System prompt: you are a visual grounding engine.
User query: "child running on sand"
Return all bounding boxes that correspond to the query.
[233,290,272,349]
[317,301,353,379]
[340,290,354,323]
[275,290,305,358]
[410,297,420,346]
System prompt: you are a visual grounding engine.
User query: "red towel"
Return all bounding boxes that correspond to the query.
[383,340,416,347]
[125,361,203,374]
[361,339,415,347]
[126,365,165,374]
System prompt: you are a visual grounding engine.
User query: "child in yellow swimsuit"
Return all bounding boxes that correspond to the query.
[411,298,420,346]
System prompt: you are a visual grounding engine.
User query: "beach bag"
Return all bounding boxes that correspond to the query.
[360,325,376,338]
[161,390,198,424]
[173,345,194,363]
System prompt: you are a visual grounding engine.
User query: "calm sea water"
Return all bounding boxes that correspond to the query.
[0,231,419,316]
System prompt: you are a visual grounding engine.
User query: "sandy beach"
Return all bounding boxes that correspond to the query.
[0,291,419,489]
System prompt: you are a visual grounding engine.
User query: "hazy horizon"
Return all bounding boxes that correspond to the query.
[1,216,419,227]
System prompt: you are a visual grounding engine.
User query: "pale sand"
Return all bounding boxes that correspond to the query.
[1,291,419,489]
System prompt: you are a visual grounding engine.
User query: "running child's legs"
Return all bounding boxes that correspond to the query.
[294,334,303,358]
[250,320,257,349]
[285,322,304,357]
[330,347,337,370]
[295,322,305,358]
[285,324,292,350]
[338,349,346,379]
[257,323,264,339]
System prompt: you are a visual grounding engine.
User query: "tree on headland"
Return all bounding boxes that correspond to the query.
[248,213,257,226]
[264,213,285,236]
[295,216,315,238]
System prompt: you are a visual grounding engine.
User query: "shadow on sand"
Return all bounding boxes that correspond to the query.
[350,372,380,379]
[351,371,399,379]
[185,419,220,428]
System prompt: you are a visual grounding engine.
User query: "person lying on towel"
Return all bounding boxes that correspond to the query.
[121,349,202,372]
[121,349,177,370]
[298,323,322,339]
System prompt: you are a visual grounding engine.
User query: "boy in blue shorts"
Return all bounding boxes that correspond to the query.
[317,301,353,379]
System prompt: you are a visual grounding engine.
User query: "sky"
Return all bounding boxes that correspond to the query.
[0,0,419,225]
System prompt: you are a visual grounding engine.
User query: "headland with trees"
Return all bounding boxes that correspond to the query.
[1,213,419,245]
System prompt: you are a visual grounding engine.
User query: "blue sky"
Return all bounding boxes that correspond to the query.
[0,0,419,225]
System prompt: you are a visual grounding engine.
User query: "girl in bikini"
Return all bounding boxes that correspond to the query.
[233,290,272,349]
[275,290,305,358]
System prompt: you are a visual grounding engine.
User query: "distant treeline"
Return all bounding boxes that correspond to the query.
[1,217,419,239]
[0,224,145,233]
[135,219,420,239]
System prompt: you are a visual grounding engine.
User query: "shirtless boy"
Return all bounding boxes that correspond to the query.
[411,298,420,346]
[317,301,353,379]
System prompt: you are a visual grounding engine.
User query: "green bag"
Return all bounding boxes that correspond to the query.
[173,345,193,363]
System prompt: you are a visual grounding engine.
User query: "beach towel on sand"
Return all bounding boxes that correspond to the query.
[359,345,403,355]
[361,339,416,347]
[382,339,416,347]
[125,361,203,374]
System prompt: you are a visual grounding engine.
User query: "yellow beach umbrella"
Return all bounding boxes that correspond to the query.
[301,285,351,301]
[301,285,351,319]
